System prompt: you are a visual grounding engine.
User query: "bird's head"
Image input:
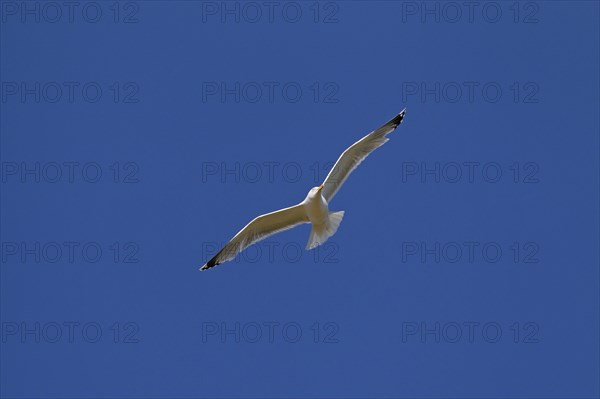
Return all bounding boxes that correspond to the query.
[309,184,324,197]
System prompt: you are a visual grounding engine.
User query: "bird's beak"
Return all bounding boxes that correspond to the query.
[318,184,324,192]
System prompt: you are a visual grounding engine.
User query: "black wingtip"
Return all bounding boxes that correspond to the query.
[200,256,220,271]
[385,108,407,129]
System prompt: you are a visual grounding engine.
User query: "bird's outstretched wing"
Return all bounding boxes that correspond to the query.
[200,204,309,270]
[321,109,406,202]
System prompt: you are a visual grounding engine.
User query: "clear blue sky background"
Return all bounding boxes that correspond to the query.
[1,1,599,398]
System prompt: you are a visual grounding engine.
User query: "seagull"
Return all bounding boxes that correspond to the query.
[200,108,407,270]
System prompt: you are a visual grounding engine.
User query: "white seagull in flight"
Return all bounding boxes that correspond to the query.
[201,108,407,270]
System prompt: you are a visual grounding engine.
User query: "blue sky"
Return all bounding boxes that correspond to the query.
[1,1,599,398]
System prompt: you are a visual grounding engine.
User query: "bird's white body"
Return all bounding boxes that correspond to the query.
[301,186,345,250]
[200,109,406,270]
[303,186,329,225]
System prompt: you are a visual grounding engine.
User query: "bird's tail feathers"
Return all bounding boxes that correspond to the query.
[306,211,345,250]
